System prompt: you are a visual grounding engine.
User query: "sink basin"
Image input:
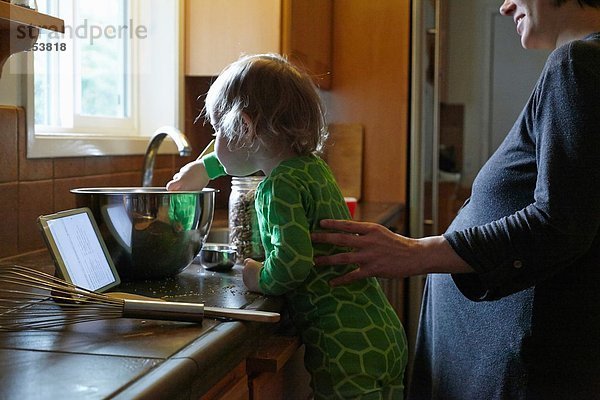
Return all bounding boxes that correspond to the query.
[71,187,216,280]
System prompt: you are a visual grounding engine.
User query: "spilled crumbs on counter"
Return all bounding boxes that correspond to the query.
[161,294,206,303]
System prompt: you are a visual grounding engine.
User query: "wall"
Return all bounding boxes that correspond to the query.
[444,0,548,184]
[321,0,410,203]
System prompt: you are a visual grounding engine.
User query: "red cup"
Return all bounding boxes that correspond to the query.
[344,197,357,218]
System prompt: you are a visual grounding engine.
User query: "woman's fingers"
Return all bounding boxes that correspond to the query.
[312,220,387,248]
[311,231,363,249]
[312,219,391,268]
[318,219,379,235]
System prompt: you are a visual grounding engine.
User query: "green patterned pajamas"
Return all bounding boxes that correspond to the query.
[255,155,408,399]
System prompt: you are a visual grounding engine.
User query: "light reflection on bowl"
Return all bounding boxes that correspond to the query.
[71,187,216,280]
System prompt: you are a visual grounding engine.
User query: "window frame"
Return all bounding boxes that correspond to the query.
[26,0,184,158]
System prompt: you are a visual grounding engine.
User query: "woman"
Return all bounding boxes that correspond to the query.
[311,1,600,398]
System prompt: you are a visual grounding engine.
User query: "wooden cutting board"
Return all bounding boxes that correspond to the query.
[324,123,363,201]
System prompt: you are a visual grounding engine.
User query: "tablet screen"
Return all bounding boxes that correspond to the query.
[38,208,120,292]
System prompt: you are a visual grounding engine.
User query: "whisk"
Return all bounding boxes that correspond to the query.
[0,264,279,331]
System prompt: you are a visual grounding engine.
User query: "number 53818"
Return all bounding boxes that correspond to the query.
[32,43,67,52]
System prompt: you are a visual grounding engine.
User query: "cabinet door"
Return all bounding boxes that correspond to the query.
[281,0,332,89]
[185,0,281,76]
[199,361,249,400]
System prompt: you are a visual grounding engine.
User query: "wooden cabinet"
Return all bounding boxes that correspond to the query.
[322,1,411,203]
[199,361,249,400]
[199,335,311,400]
[184,0,332,89]
[184,0,281,76]
[0,2,64,78]
[280,0,332,89]
[247,335,311,400]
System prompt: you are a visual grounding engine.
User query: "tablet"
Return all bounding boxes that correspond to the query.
[37,208,120,292]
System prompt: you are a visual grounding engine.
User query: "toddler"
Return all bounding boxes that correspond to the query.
[167,54,407,399]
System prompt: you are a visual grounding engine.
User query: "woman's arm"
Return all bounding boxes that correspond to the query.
[311,220,472,286]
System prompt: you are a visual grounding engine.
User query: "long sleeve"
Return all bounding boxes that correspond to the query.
[257,176,314,296]
[201,152,227,180]
[445,38,600,301]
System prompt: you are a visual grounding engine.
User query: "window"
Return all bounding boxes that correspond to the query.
[27,0,182,158]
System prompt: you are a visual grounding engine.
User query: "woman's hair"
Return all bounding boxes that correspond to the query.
[553,0,600,7]
[204,54,328,156]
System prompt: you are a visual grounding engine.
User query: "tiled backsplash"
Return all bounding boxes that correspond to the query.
[0,106,171,257]
[0,77,230,259]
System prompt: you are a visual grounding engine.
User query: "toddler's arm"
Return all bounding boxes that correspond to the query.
[166,140,226,191]
[243,258,264,293]
[166,159,210,191]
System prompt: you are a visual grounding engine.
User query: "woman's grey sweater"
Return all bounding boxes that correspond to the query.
[409,33,600,399]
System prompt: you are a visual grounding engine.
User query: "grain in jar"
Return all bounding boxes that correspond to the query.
[228,176,265,263]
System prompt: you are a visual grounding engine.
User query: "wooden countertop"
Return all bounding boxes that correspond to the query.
[0,201,404,399]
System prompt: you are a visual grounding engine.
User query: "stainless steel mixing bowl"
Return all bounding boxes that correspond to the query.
[199,243,237,272]
[71,187,216,280]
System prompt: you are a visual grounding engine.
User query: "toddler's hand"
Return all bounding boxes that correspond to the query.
[166,160,209,191]
[243,258,263,293]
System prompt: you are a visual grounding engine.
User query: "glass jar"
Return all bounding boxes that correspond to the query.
[228,176,265,264]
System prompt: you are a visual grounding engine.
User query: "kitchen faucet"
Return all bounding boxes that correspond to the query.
[142,126,192,187]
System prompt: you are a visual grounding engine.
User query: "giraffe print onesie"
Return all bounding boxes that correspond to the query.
[254,155,407,399]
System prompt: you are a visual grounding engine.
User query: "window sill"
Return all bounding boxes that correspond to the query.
[27,133,178,158]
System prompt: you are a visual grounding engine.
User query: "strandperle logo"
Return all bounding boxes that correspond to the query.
[16,18,148,45]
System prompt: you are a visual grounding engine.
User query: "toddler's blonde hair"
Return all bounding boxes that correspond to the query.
[204,53,328,155]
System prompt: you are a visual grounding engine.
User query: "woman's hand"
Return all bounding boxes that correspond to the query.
[242,258,264,293]
[166,160,210,191]
[311,220,422,285]
[311,219,471,286]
